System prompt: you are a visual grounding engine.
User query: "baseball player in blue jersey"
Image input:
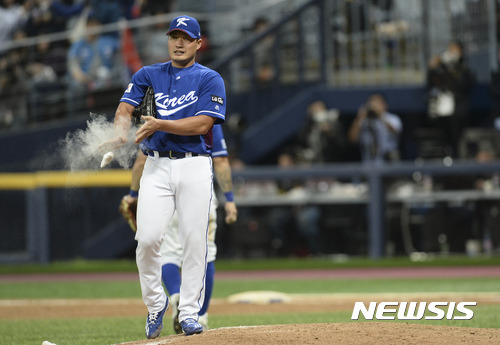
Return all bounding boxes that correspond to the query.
[161,124,236,333]
[122,125,237,334]
[102,15,226,338]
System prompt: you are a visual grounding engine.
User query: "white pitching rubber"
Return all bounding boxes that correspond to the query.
[100,151,114,168]
[42,341,57,345]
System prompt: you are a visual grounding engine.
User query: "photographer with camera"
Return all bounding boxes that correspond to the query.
[295,100,346,163]
[426,40,475,157]
[348,93,402,163]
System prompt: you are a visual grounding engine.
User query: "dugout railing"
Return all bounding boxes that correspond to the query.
[1,160,500,263]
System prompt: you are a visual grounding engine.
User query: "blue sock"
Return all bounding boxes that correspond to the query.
[199,261,215,316]
[161,263,181,296]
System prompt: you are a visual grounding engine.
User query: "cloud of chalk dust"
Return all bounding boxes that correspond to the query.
[61,113,139,171]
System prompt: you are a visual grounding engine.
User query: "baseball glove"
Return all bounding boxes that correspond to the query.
[132,86,156,124]
[119,197,137,232]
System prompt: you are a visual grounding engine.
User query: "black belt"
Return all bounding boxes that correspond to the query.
[145,150,209,159]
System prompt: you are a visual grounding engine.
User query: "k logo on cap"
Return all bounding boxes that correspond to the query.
[167,15,201,39]
[176,17,189,27]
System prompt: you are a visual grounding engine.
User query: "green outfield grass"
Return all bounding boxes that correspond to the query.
[1,255,500,274]
[1,277,499,299]
[0,257,499,345]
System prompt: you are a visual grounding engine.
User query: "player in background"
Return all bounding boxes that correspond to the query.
[101,15,226,338]
[121,124,237,333]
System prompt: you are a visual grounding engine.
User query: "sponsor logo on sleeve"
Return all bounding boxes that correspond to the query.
[211,95,224,105]
[125,83,133,93]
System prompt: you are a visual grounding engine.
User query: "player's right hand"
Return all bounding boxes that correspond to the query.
[98,136,127,153]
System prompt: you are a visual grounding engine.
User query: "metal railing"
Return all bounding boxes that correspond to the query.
[210,0,327,92]
[212,0,497,94]
[0,2,304,129]
[0,0,497,129]
[207,0,497,127]
[2,160,500,263]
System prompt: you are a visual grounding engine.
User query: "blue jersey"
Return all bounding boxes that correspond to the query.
[120,61,226,155]
[211,125,228,158]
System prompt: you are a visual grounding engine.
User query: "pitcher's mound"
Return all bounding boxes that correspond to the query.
[120,322,500,345]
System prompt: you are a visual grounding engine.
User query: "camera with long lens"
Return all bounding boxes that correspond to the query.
[312,109,339,124]
[367,109,378,119]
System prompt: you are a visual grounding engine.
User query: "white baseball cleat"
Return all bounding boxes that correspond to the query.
[180,318,203,336]
[145,300,168,339]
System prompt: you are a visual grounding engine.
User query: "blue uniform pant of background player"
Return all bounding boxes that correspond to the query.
[162,261,215,315]
[162,263,181,295]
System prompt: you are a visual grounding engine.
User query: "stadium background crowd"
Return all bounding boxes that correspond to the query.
[1,0,500,261]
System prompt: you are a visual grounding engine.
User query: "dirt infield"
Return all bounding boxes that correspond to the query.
[4,292,500,319]
[3,292,500,344]
[3,266,500,344]
[118,323,500,345]
[4,294,498,344]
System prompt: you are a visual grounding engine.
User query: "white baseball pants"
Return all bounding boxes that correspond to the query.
[135,154,212,322]
[161,191,218,267]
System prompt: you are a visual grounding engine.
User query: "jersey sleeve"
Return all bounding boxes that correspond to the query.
[119,68,150,106]
[387,113,403,133]
[195,72,226,124]
[211,125,228,157]
[68,41,81,61]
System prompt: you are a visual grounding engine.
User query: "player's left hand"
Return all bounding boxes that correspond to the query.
[224,201,238,224]
[135,116,160,143]
[119,194,138,232]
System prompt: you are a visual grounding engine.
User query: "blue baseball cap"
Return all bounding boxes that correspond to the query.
[167,15,201,39]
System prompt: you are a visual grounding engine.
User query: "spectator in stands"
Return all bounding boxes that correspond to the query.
[25,0,54,36]
[0,0,33,55]
[0,29,30,127]
[348,93,402,163]
[49,0,88,32]
[490,49,500,125]
[27,38,68,121]
[67,15,105,86]
[24,0,64,36]
[252,16,275,86]
[84,1,131,71]
[50,0,86,18]
[66,15,118,115]
[89,0,127,25]
[0,29,29,90]
[43,39,68,76]
[267,150,322,256]
[294,100,346,163]
[28,39,67,81]
[135,7,170,65]
[139,0,175,17]
[426,40,475,157]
